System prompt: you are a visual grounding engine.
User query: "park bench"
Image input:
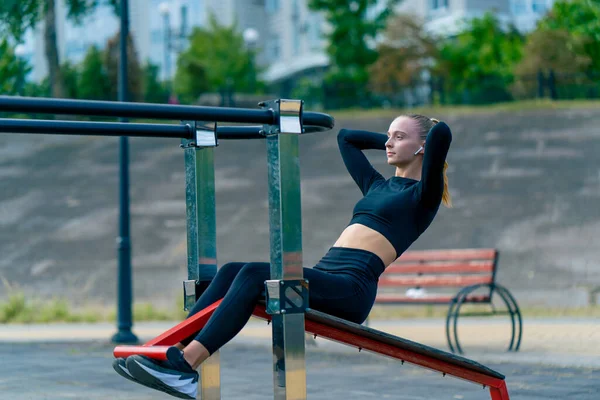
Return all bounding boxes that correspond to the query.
[115,299,511,400]
[368,248,522,354]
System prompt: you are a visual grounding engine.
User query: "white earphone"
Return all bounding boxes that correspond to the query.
[413,146,424,156]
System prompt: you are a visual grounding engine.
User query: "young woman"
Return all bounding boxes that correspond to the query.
[113,114,453,399]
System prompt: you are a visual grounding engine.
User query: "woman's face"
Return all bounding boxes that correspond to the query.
[385,117,424,167]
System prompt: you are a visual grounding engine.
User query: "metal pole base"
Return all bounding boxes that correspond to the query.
[111,330,139,344]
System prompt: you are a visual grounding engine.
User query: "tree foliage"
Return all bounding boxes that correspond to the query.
[435,12,524,104]
[173,15,262,104]
[104,31,143,101]
[0,0,118,98]
[308,0,398,107]
[0,38,31,95]
[78,45,112,100]
[537,0,600,73]
[369,13,437,98]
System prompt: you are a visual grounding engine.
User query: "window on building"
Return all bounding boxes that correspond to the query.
[266,0,280,14]
[532,0,549,14]
[292,0,301,54]
[431,0,449,9]
[510,0,528,15]
[269,37,281,60]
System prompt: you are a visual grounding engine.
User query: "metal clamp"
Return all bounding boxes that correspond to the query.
[180,121,218,148]
[259,99,304,136]
[264,279,309,315]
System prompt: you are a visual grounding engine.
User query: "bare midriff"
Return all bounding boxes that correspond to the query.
[332,223,397,268]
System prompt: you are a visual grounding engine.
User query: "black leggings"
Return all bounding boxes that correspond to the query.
[181,247,385,355]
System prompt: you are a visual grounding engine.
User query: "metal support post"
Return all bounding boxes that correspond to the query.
[263,99,307,400]
[181,121,221,399]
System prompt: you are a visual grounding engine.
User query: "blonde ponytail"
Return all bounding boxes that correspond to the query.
[403,114,452,208]
[431,118,452,208]
[442,161,452,208]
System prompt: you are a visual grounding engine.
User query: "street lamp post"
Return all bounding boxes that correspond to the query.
[14,44,27,96]
[158,1,188,103]
[243,28,260,94]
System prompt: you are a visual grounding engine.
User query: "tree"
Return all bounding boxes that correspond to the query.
[104,31,143,101]
[0,0,118,98]
[173,15,262,104]
[142,62,169,104]
[0,38,31,95]
[78,45,112,100]
[308,0,399,108]
[369,13,437,105]
[537,0,600,73]
[435,12,524,104]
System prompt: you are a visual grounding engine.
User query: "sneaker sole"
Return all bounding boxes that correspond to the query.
[126,355,197,400]
[112,358,139,384]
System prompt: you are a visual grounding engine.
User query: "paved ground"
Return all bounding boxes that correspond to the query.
[0,317,598,399]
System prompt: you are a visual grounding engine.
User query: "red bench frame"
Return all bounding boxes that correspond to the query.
[371,248,522,354]
[115,299,510,400]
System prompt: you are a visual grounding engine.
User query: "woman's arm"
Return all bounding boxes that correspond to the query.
[419,122,452,207]
[337,128,387,195]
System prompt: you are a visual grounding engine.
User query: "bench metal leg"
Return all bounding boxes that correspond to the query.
[446,284,522,354]
[494,285,523,351]
[489,380,510,400]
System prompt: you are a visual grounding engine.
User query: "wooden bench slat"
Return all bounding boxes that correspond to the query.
[386,261,494,274]
[375,295,491,304]
[397,248,497,262]
[379,276,493,287]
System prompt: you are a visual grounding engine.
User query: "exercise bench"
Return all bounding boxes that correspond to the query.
[115,299,511,400]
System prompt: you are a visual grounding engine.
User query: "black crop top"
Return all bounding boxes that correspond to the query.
[338,122,452,259]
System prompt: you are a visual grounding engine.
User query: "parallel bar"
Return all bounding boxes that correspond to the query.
[0,119,268,140]
[0,96,335,129]
[0,118,192,138]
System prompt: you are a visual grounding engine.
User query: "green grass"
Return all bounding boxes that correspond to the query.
[1,288,599,324]
[328,99,600,120]
[0,289,186,324]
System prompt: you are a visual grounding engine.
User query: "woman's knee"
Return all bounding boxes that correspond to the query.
[216,262,246,280]
[237,262,271,288]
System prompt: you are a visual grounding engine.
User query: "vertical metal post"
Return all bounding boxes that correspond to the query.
[264,100,307,400]
[182,122,221,399]
[112,0,137,344]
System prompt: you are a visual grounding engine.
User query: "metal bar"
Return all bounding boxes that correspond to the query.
[0,119,272,140]
[114,345,171,360]
[490,381,511,400]
[266,102,306,399]
[0,96,335,129]
[144,300,222,347]
[0,118,193,138]
[112,0,138,345]
[182,125,221,399]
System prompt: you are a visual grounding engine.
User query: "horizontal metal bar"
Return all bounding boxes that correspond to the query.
[0,119,269,140]
[0,118,192,138]
[113,345,171,360]
[0,96,335,130]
